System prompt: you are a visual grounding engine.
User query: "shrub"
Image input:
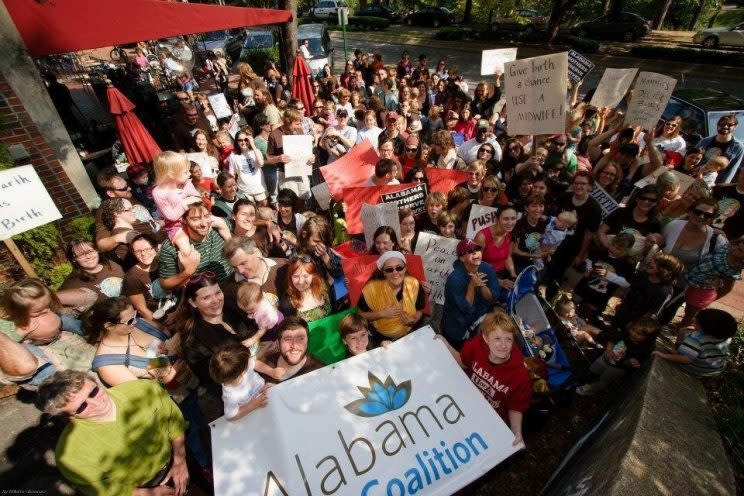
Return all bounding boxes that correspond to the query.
[0,143,13,171]
[556,35,600,53]
[299,15,390,30]
[68,215,96,242]
[239,47,280,72]
[11,223,70,289]
[630,45,744,67]
[435,27,477,40]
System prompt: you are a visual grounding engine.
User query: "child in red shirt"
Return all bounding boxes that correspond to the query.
[441,309,532,447]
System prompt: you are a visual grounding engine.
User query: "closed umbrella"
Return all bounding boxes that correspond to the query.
[292,55,315,117]
[106,84,161,165]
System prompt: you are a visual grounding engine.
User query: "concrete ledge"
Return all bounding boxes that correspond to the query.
[542,358,736,496]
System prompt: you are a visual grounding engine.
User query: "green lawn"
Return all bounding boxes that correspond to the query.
[713,8,744,27]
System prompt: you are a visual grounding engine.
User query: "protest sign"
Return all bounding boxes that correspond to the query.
[504,52,568,136]
[0,165,62,240]
[634,166,694,193]
[311,182,332,211]
[308,308,355,364]
[321,141,380,200]
[227,113,240,138]
[341,254,427,310]
[283,135,314,177]
[343,184,410,234]
[624,72,676,132]
[424,168,469,194]
[414,232,460,305]
[207,93,233,119]
[480,48,518,76]
[465,204,500,240]
[211,327,521,496]
[380,183,427,216]
[361,202,401,248]
[590,68,638,109]
[589,184,620,219]
[567,49,594,84]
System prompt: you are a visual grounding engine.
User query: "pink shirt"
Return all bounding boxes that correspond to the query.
[151,181,200,223]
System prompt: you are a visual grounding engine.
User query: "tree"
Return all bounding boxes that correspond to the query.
[653,0,674,29]
[277,0,298,78]
[688,0,709,30]
[463,0,473,23]
[546,0,580,41]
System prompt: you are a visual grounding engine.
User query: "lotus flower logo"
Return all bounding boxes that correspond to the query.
[344,372,412,417]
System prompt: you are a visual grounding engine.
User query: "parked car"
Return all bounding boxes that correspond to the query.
[404,6,454,27]
[356,4,401,22]
[662,88,744,144]
[298,23,334,77]
[693,22,744,48]
[238,28,277,57]
[194,29,245,64]
[572,12,651,41]
[491,8,546,34]
[305,0,348,19]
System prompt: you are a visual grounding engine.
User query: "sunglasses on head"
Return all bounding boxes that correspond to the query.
[188,271,215,285]
[691,208,716,219]
[291,254,313,264]
[383,264,406,274]
[110,184,130,192]
[75,386,100,416]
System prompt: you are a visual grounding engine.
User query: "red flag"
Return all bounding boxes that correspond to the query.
[425,168,469,194]
[320,141,380,200]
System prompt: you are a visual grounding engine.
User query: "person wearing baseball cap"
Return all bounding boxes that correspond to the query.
[358,250,425,344]
[458,119,502,164]
[442,239,500,350]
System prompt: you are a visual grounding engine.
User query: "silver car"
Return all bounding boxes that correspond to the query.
[693,22,744,48]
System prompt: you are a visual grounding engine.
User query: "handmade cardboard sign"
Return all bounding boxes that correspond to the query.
[466,204,500,240]
[207,93,233,119]
[567,49,594,84]
[211,327,521,496]
[343,184,410,234]
[283,135,314,177]
[624,72,676,132]
[361,202,401,248]
[414,232,460,305]
[311,182,332,210]
[480,48,518,76]
[590,68,638,109]
[504,52,568,135]
[320,141,380,200]
[0,165,62,240]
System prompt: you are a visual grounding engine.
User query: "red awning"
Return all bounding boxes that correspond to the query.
[4,0,292,57]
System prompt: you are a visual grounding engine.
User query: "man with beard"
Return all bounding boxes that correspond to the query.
[698,114,744,183]
[257,316,324,383]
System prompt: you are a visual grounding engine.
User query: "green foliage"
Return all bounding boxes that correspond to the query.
[435,27,473,40]
[0,143,13,171]
[11,223,69,289]
[631,45,744,66]
[711,8,744,28]
[68,215,96,242]
[239,46,280,72]
[557,35,600,53]
[299,16,390,29]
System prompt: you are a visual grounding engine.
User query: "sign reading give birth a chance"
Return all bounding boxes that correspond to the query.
[505,52,568,136]
[0,165,61,240]
[210,327,521,496]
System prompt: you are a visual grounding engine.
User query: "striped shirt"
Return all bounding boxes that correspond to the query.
[158,229,232,282]
[678,331,731,377]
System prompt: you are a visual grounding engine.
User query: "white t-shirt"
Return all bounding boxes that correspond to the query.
[227,151,265,195]
[186,151,219,178]
[221,359,266,419]
[458,136,502,164]
[356,126,382,148]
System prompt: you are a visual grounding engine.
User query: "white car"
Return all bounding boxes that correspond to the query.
[306,0,348,19]
[693,22,744,48]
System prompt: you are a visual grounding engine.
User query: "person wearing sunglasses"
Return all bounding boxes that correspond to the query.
[458,120,501,165]
[456,161,488,201]
[658,198,725,324]
[400,135,422,176]
[358,251,425,344]
[596,184,663,253]
[442,239,500,350]
[647,115,687,157]
[36,369,190,496]
[697,113,744,184]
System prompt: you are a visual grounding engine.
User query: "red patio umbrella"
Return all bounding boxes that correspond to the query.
[292,56,315,117]
[106,85,161,165]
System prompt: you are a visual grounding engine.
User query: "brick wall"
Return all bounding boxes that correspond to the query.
[0,72,91,286]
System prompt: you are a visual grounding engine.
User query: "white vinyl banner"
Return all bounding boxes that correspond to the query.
[0,165,62,240]
[504,52,568,136]
[211,327,521,496]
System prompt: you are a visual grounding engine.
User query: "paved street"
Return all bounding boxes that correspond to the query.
[330,28,744,99]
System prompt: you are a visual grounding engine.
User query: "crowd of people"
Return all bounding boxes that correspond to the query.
[2,42,744,495]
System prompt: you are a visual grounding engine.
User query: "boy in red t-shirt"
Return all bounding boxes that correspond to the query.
[440,309,532,447]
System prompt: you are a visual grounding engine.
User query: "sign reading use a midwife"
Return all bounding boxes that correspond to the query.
[0,165,61,240]
[504,52,568,136]
[210,327,521,496]
[624,72,676,132]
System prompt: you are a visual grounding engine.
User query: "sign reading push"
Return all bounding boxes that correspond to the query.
[210,327,521,496]
[0,165,62,240]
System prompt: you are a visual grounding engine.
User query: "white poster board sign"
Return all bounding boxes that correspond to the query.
[283,135,314,177]
[0,165,62,240]
[361,202,401,248]
[466,204,500,240]
[624,72,677,132]
[207,93,233,119]
[211,327,521,496]
[480,48,518,76]
[311,182,332,211]
[590,68,638,109]
[634,167,694,194]
[415,232,460,305]
[504,52,568,136]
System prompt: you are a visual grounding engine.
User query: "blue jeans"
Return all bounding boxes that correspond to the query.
[178,391,210,468]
